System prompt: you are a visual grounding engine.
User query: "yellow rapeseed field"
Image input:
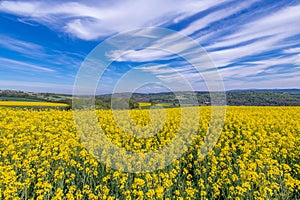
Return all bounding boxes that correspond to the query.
[138,102,151,107]
[0,101,68,107]
[0,106,299,199]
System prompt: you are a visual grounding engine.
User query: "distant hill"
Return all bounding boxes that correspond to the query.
[1,89,300,107]
[125,90,300,106]
[228,89,300,93]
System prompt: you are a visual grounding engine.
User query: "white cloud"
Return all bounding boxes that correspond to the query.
[105,29,210,66]
[219,54,300,79]
[0,57,55,72]
[134,62,224,92]
[208,35,284,67]
[180,0,259,36]
[283,47,300,54]
[0,0,299,91]
[0,35,83,70]
[223,75,300,90]
[106,49,177,62]
[206,4,300,50]
[203,4,300,67]
[0,0,231,40]
[100,2,300,70]
[0,35,43,55]
[137,63,198,78]
[246,55,300,69]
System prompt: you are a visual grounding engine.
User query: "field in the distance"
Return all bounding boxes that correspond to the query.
[0,101,69,107]
[0,106,299,199]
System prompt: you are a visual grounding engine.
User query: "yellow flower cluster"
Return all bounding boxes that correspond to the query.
[138,102,151,107]
[0,106,299,199]
[0,101,68,107]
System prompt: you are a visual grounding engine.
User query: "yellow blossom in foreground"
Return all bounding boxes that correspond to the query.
[0,106,299,199]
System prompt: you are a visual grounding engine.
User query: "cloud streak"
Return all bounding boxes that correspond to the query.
[0,35,44,55]
[0,0,231,40]
[180,0,259,36]
[0,57,55,72]
[0,0,299,92]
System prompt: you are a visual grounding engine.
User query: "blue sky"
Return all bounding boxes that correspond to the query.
[0,0,299,94]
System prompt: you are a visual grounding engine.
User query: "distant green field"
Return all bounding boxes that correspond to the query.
[0,97,45,102]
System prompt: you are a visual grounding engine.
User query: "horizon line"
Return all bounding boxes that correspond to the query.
[1,88,300,96]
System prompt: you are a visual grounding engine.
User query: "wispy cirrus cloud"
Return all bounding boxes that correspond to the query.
[0,35,43,55]
[0,35,84,69]
[106,49,177,62]
[0,57,55,72]
[209,4,300,49]
[283,47,300,54]
[204,3,300,67]
[180,0,259,36]
[104,2,300,72]
[0,33,85,77]
[0,0,299,92]
[0,0,231,40]
[219,54,300,80]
